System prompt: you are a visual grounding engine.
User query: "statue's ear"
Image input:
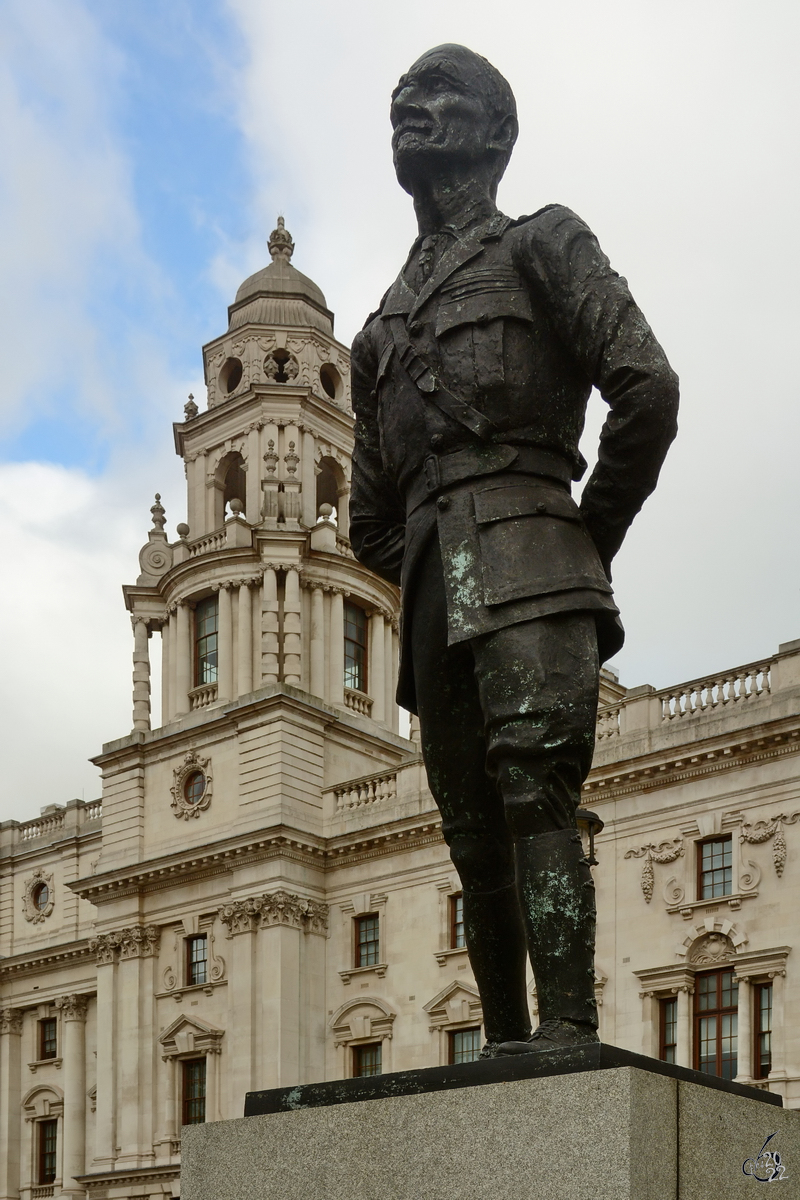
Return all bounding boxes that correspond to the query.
[487,113,518,158]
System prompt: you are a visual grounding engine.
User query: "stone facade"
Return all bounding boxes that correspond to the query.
[1,222,799,1200]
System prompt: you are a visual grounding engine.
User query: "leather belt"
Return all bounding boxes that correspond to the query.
[405,444,573,517]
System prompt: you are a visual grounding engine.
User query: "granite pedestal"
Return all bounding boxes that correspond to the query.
[181,1046,799,1200]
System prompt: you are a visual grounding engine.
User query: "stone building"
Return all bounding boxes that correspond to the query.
[1,220,798,1200]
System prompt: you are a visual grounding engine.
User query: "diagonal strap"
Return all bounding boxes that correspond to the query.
[387,314,500,442]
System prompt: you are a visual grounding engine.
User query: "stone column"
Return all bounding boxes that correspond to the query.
[115,926,159,1164]
[329,589,345,705]
[132,617,151,732]
[384,619,394,728]
[246,425,261,523]
[0,1008,23,1200]
[175,602,191,716]
[734,974,752,1081]
[337,482,350,539]
[158,1054,177,1151]
[392,626,400,733]
[768,969,787,1082]
[205,1048,220,1122]
[91,942,117,1168]
[237,580,253,697]
[301,429,316,527]
[309,584,325,699]
[218,903,258,1109]
[261,567,279,684]
[676,986,692,1069]
[55,994,89,1198]
[160,618,171,725]
[283,568,302,685]
[369,612,385,722]
[218,583,233,701]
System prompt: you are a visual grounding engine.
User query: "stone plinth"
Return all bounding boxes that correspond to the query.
[181,1046,799,1200]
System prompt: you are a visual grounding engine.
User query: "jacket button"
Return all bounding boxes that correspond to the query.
[477,312,488,324]
[430,434,445,451]
[408,320,423,335]
[436,495,450,511]
[536,502,547,513]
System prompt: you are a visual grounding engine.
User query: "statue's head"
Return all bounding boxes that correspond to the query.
[391,45,518,198]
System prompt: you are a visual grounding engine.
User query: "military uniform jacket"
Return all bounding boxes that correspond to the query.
[349,205,679,711]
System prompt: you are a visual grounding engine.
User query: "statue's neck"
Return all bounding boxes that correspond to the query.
[411,170,497,238]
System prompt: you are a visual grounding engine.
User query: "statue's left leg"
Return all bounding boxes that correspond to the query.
[472,612,601,1053]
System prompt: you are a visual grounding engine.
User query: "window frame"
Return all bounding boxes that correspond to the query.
[343,601,368,694]
[352,1042,382,1078]
[194,595,219,688]
[658,996,678,1064]
[354,913,380,969]
[449,893,465,950]
[448,1026,481,1064]
[39,1017,57,1061]
[186,934,208,987]
[181,1057,207,1126]
[696,835,733,900]
[693,968,738,1079]
[37,1117,58,1185]
[753,981,773,1080]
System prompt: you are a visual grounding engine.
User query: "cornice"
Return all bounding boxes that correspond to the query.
[68,814,444,904]
[76,1164,179,1189]
[584,723,800,805]
[0,940,93,979]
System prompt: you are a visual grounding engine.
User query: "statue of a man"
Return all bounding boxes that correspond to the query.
[349,45,678,1055]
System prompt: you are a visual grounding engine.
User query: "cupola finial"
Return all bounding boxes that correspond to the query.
[268,215,294,262]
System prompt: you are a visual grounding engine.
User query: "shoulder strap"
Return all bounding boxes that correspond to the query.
[387,315,500,442]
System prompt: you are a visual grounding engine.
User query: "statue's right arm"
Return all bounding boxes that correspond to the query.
[349,327,406,587]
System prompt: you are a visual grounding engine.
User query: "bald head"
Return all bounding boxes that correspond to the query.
[391,44,518,197]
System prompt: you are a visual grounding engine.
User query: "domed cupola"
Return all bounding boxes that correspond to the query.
[228,217,334,337]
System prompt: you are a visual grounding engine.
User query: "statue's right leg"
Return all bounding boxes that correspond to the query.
[409,536,531,1051]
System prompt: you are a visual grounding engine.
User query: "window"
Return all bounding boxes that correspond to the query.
[698,837,732,899]
[659,997,677,1064]
[38,1119,57,1184]
[355,914,380,968]
[182,1058,206,1125]
[184,771,206,806]
[449,1027,481,1064]
[186,935,208,986]
[352,1043,382,1077]
[195,596,219,686]
[694,969,738,1079]
[450,893,465,949]
[754,982,773,1080]
[39,1018,57,1061]
[32,881,50,911]
[344,602,368,693]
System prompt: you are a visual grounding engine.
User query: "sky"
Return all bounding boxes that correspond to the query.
[0,0,798,820]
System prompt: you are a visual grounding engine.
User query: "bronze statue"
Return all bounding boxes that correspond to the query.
[349,44,678,1055]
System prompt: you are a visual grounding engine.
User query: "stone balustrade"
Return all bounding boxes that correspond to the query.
[187,530,227,558]
[657,660,771,721]
[331,769,398,813]
[189,682,219,710]
[344,688,373,717]
[1,799,103,847]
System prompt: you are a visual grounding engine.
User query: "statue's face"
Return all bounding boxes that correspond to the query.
[391,47,497,192]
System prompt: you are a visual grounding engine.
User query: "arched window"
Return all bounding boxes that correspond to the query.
[214,451,247,526]
[316,456,343,523]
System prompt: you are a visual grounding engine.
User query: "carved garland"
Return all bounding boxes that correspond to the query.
[170,751,213,820]
[624,839,684,903]
[89,925,161,964]
[22,868,55,924]
[740,811,800,877]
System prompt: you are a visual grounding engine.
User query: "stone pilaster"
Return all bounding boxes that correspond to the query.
[0,1008,23,1200]
[132,617,151,732]
[54,994,89,1198]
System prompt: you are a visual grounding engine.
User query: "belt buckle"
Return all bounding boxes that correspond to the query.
[424,455,441,493]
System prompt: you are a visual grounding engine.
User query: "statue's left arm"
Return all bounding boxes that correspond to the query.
[517,206,680,576]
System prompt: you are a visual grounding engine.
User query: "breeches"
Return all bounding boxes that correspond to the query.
[410,535,600,893]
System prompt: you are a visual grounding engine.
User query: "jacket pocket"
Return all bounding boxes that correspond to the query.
[435,288,534,337]
[473,480,610,606]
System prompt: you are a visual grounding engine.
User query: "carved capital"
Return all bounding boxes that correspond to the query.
[0,1007,24,1035]
[90,924,160,963]
[218,891,329,937]
[54,993,89,1022]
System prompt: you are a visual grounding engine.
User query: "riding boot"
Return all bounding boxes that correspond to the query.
[501,828,598,1052]
[461,883,532,1051]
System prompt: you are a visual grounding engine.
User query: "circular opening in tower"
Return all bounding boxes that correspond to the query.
[319,363,340,400]
[32,881,50,911]
[219,357,243,395]
[184,771,206,806]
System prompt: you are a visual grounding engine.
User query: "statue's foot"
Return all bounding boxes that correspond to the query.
[496,1018,599,1055]
[479,1041,504,1060]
